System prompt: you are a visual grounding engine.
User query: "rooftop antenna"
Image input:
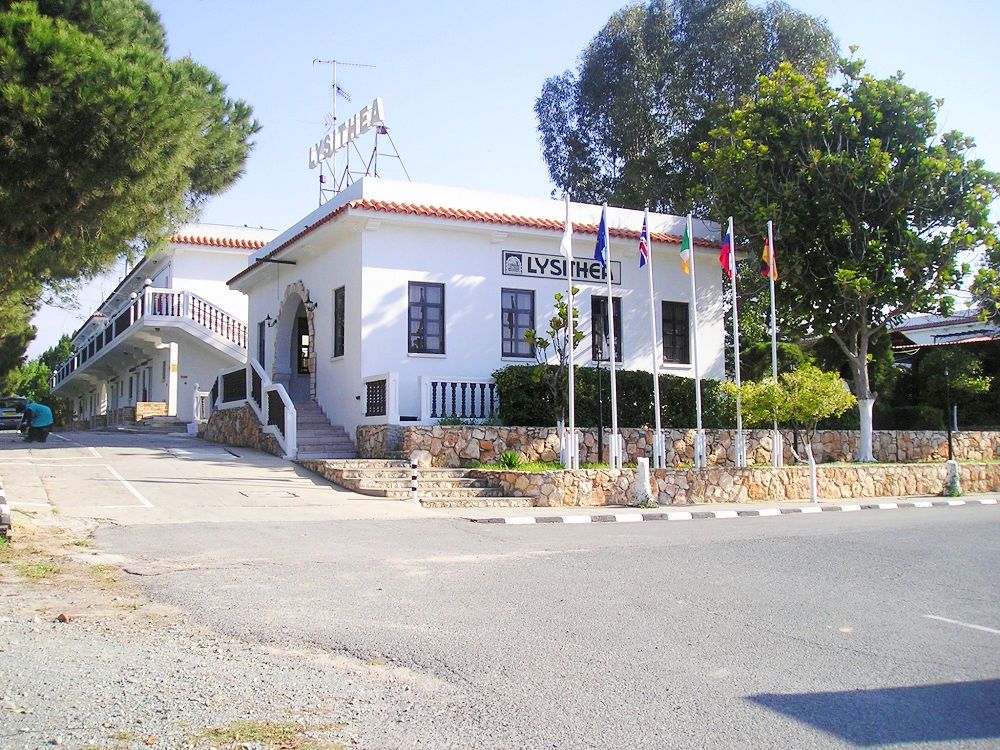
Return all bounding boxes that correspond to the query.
[312,58,375,204]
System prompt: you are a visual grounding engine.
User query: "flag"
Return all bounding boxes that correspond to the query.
[638,214,650,268]
[761,236,778,281]
[720,231,733,280]
[594,205,608,266]
[679,225,691,274]
[560,207,573,260]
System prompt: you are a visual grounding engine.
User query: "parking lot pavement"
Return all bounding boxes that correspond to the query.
[0,430,435,525]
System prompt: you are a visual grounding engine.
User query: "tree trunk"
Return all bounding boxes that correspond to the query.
[857,397,876,462]
[804,442,818,504]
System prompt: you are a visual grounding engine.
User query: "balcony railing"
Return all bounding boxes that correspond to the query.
[50,288,248,390]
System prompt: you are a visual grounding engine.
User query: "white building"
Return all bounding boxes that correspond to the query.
[225,178,725,456]
[50,224,277,424]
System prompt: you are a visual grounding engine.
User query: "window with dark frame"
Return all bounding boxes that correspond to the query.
[501,288,534,358]
[591,296,622,362]
[408,282,445,354]
[661,301,690,364]
[333,286,345,358]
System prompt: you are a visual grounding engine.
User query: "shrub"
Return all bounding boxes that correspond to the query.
[497,450,523,469]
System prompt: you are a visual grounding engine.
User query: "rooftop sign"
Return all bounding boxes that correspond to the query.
[309,97,385,169]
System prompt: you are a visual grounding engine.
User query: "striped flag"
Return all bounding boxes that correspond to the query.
[638,214,650,267]
[679,224,691,274]
[720,231,733,280]
[761,236,778,281]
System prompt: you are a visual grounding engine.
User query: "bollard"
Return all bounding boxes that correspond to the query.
[409,462,420,504]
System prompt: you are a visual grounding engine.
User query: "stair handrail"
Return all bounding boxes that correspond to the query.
[247,357,297,460]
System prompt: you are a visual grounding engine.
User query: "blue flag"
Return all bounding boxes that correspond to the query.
[594,205,608,266]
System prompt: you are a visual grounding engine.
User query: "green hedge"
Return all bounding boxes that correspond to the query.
[493,365,736,428]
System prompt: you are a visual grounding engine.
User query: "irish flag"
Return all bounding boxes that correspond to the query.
[679,225,691,274]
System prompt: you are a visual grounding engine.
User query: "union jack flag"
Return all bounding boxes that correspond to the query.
[638,214,650,268]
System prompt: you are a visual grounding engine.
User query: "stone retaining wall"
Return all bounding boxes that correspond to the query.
[358,425,1000,467]
[468,462,1000,507]
[204,404,283,457]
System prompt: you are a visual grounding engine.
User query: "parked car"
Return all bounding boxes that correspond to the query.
[0,396,28,431]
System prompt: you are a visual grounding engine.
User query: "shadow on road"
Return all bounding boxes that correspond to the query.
[749,678,1000,746]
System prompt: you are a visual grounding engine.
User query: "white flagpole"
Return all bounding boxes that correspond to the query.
[729,216,746,468]
[563,195,578,469]
[644,207,664,468]
[767,219,783,468]
[604,204,621,469]
[688,214,705,468]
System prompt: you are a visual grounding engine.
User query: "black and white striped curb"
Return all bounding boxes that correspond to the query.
[470,497,998,524]
[0,480,10,538]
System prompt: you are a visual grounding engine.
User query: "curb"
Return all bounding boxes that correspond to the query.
[470,498,999,525]
[0,480,10,538]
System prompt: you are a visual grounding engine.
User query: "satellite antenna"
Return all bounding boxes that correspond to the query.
[312,58,374,204]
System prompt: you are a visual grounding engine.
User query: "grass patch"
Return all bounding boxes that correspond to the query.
[15,560,60,579]
[71,539,94,548]
[91,564,120,584]
[473,461,638,472]
[197,720,346,749]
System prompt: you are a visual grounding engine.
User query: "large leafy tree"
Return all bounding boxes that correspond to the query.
[0,0,259,351]
[697,58,1000,460]
[535,0,837,212]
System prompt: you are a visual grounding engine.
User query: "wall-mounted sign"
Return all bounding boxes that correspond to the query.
[502,250,620,285]
[309,97,385,169]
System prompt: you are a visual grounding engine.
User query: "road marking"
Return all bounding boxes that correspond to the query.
[912,501,933,507]
[982,498,998,505]
[561,515,591,524]
[799,506,823,513]
[942,499,966,506]
[923,614,1000,635]
[757,508,782,516]
[840,504,862,512]
[713,510,739,519]
[504,517,536,525]
[613,513,643,522]
[875,502,898,509]
[665,511,693,520]
[104,465,153,508]
[0,462,152,509]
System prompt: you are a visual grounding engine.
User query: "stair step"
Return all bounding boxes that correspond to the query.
[420,496,535,509]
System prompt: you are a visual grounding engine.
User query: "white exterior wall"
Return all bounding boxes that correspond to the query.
[355,220,723,425]
[169,248,251,318]
[234,178,725,439]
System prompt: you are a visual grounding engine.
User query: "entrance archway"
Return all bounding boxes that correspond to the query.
[270,280,317,402]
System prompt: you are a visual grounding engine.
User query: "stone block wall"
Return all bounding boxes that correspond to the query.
[204,404,283,457]
[468,462,1000,507]
[357,425,1000,467]
[135,401,169,421]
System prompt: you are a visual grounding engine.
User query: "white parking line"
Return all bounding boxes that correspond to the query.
[923,614,1000,635]
[0,462,152,509]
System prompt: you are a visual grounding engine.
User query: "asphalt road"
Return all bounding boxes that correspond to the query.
[3,430,997,748]
[100,503,1000,749]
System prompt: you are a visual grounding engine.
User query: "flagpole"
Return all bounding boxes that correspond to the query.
[643,207,664,468]
[767,219,783,468]
[564,195,578,469]
[729,216,746,468]
[604,205,621,469]
[688,214,705,469]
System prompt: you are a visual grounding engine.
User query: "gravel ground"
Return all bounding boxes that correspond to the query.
[0,510,462,750]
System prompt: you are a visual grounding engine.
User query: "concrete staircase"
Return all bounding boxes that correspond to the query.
[298,459,532,508]
[294,400,357,460]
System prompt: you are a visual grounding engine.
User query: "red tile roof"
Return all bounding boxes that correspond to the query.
[230,198,719,285]
[171,233,269,250]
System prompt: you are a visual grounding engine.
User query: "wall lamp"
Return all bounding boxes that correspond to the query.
[264,314,279,328]
[304,292,318,313]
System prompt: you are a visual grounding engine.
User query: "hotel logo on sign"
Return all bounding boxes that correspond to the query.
[502,251,620,285]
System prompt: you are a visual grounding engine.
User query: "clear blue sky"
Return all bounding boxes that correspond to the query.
[27,0,1000,356]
